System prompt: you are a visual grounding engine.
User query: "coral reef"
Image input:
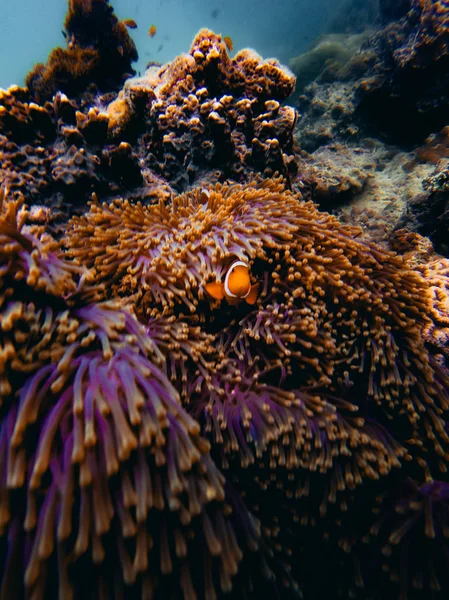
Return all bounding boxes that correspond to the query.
[0,29,297,233]
[107,29,298,190]
[290,2,449,239]
[294,80,361,153]
[294,1,449,150]
[2,116,449,599]
[289,32,372,96]
[0,191,283,600]
[395,127,449,257]
[0,86,147,235]
[3,0,449,597]
[26,0,138,103]
[355,0,449,141]
[294,142,372,208]
[399,183,449,256]
[291,128,427,246]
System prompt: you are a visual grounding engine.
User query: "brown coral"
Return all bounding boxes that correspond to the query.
[105,29,297,189]
[1,29,299,235]
[0,87,145,235]
[26,0,137,104]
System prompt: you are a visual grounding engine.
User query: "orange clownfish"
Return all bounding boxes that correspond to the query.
[205,261,259,305]
[149,24,157,37]
[223,36,233,52]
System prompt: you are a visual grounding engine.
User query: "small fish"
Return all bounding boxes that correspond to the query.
[211,8,220,19]
[149,24,157,37]
[223,36,233,52]
[122,19,137,29]
[206,260,259,305]
[157,44,163,53]
[62,30,67,39]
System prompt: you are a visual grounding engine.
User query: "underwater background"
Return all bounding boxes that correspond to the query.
[0,0,373,90]
[2,0,449,599]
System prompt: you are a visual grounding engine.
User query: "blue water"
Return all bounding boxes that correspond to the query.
[0,0,351,90]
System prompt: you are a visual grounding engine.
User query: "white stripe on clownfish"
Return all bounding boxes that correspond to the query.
[205,260,259,305]
[224,261,251,298]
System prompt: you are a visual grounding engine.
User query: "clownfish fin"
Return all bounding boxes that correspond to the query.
[245,283,259,305]
[205,281,225,301]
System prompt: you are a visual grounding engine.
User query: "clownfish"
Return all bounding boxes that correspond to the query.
[149,24,157,37]
[205,261,259,305]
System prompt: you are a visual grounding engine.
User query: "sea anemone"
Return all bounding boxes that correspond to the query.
[0,193,274,599]
[64,177,449,482]
[4,175,449,597]
[64,175,449,547]
[347,478,449,600]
